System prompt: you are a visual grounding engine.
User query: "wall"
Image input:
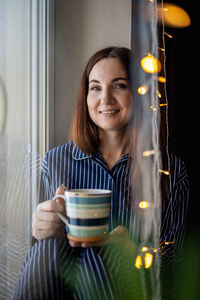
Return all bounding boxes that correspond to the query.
[54,0,132,146]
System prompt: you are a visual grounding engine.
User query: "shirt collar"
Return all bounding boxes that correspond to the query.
[72,143,92,160]
[72,142,134,161]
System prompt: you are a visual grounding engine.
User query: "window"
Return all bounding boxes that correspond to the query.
[0,0,54,297]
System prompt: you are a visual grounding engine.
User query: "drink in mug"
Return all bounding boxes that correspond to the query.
[54,189,111,242]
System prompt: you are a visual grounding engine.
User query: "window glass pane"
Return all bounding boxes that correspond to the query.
[0,1,45,297]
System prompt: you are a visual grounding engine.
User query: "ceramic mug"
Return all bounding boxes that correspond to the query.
[53,189,112,242]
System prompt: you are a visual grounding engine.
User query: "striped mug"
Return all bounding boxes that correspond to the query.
[53,189,111,242]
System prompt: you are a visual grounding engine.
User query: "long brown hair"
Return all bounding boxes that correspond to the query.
[71,46,135,155]
[71,46,170,202]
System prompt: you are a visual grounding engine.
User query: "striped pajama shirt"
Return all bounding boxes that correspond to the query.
[13,141,189,299]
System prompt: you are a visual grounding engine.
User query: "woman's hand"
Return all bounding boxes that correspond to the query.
[32,186,66,240]
[69,226,137,257]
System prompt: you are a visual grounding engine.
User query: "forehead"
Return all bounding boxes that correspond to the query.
[89,58,127,81]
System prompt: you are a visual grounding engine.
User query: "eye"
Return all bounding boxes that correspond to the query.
[114,83,127,89]
[90,86,101,91]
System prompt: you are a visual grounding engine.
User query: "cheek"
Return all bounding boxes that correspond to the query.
[87,98,98,120]
[87,96,98,112]
[123,96,133,112]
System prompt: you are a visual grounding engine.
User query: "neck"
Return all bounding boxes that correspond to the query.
[99,127,132,160]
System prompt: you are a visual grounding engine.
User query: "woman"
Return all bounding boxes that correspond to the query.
[14,47,189,299]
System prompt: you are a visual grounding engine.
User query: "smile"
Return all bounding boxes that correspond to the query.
[99,109,120,114]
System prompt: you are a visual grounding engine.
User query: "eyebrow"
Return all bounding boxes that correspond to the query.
[89,77,128,84]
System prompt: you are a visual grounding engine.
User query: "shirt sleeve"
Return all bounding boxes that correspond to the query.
[37,152,55,203]
[161,155,189,261]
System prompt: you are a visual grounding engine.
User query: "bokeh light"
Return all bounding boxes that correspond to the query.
[138,86,148,95]
[144,253,153,269]
[135,255,143,269]
[158,76,166,83]
[143,149,156,157]
[141,54,161,73]
[157,3,191,28]
[139,201,149,209]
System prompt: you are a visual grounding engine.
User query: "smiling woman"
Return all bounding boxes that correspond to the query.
[13,46,189,300]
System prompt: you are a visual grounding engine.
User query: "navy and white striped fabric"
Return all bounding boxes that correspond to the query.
[13,141,189,299]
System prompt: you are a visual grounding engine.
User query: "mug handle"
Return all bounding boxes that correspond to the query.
[53,194,68,225]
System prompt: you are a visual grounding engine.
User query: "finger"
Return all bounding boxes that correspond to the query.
[55,186,65,204]
[69,240,82,248]
[33,229,65,240]
[37,199,65,213]
[33,219,64,231]
[110,225,127,235]
[33,211,62,223]
[56,185,65,195]
[81,235,110,248]
[55,186,67,213]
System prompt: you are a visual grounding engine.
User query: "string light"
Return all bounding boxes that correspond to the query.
[138,86,148,95]
[159,169,170,175]
[134,252,153,269]
[150,106,158,111]
[164,32,173,38]
[141,54,161,73]
[157,91,162,98]
[139,201,149,209]
[150,104,168,110]
[141,246,149,252]
[158,76,166,83]
[143,149,156,157]
[135,255,143,269]
[165,241,174,245]
[134,241,175,269]
[134,2,187,273]
[144,253,153,269]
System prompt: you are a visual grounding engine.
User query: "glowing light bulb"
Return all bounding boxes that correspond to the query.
[157,3,191,28]
[160,103,168,107]
[164,32,173,38]
[165,241,174,245]
[158,47,165,52]
[144,253,153,269]
[157,91,162,98]
[138,86,148,95]
[141,247,149,252]
[150,106,158,111]
[139,201,149,209]
[158,76,166,83]
[141,55,161,73]
[143,149,156,157]
[135,255,142,269]
[159,169,170,175]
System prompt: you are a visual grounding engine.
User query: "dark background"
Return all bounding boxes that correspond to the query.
[162,1,199,298]
[165,0,198,233]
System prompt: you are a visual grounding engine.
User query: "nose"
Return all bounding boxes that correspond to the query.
[100,87,115,105]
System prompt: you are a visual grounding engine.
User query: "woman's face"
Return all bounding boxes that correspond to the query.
[87,58,133,133]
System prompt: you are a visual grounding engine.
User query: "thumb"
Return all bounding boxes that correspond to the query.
[56,185,65,195]
[55,185,65,205]
[110,226,127,236]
